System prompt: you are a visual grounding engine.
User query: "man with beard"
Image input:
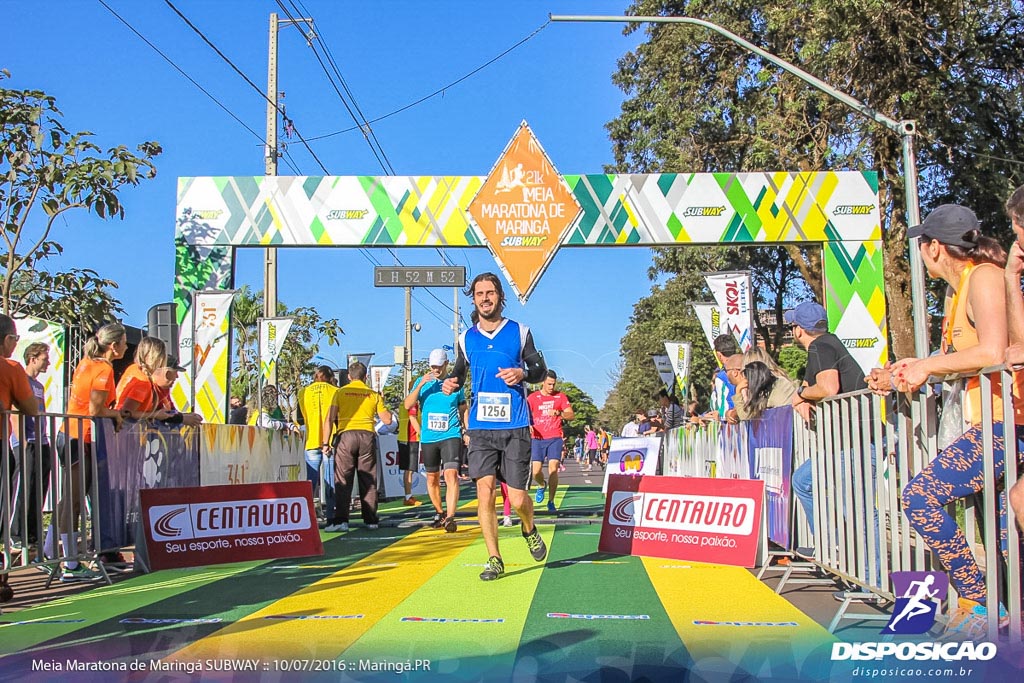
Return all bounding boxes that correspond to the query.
[442,273,548,580]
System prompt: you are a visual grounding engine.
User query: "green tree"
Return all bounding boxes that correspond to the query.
[777,344,808,381]
[609,1,1024,359]
[0,70,160,327]
[229,286,343,412]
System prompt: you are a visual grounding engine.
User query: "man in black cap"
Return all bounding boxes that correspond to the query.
[786,300,866,537]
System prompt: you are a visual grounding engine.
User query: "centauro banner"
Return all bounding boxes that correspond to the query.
[705,272,754,351]
[259,317,295,386]
[691,302,722,366]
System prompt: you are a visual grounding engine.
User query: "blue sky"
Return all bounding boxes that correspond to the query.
[5,0,654,406]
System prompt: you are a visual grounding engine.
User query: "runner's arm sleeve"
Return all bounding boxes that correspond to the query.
[521,331,547,384]
[449,345,468,387]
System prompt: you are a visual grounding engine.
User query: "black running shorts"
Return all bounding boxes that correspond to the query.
[466,427,532,490]
[420,438,462,473]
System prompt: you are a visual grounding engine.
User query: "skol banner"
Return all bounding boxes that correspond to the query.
[691,302,722,366]
[14,315,66,414]
[602,436,662,493]
[175,290,235,423]
[259,317,295,385]
[664,342,691,398]
[652,355,676,392]
[704,272,754,351]
[199,423,304,486]
[370,365,393,393]
[378,431,427,498]
[94,418,201,551]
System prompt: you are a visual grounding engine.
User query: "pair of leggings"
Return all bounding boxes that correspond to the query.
[902,422,1024,604]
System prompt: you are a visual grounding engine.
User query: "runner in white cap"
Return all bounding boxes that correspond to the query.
[405,348,467,532]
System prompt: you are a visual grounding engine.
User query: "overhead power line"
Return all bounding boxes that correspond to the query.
[162,0,329,173]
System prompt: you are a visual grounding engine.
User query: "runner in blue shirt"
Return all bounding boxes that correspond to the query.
[405,348,467,533]
[442,272,548,580]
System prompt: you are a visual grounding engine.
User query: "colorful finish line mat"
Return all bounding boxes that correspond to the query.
[0,486,1017,682]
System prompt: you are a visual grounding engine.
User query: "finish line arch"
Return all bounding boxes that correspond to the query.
[172,128,885,422]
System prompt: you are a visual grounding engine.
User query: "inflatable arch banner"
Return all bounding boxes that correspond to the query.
[174,122,885,420]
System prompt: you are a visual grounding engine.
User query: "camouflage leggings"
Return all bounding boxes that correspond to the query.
[901,422,1024,604]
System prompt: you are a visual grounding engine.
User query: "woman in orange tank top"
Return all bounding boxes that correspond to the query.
[891,205,1021,637]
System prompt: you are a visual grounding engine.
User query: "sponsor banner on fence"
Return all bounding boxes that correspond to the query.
[199,424,304,486]
[652,355,676,392]
[94,419,201,551]
[258,317,294,386]
[748,405,794,549]
[599,474,764,567]
[664,341,691,396]
[704,272,754,351]
[602,436,661,494]
[14,315,66,415]
[378,432,427,498]
[140,480,323,570]
[691,302,722,364]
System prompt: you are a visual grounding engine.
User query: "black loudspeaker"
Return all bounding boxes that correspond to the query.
[147,303,179,354]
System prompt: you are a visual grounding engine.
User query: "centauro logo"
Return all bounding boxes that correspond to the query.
[841,337,879,349]
[833,205,874,216]
[148,497,310,541]
[326,209,369,220]
[683,206,727,217]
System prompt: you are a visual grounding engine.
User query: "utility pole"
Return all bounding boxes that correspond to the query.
[263,13,280,391]
[404,287,413,392]
[264,12,315,387]
[453,287,460,352]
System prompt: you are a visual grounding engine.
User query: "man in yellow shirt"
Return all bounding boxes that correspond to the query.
[321,362,392,532]
[297,366,337,522]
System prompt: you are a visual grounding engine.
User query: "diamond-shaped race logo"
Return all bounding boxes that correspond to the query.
[468,121,581,303]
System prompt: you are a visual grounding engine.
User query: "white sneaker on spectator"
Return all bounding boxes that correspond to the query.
[325,522,349,532]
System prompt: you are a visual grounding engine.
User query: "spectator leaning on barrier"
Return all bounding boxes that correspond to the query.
[8,341,48,547]
[0,315,37,416]
[322,361,392,532]
[786,301,867,537]
[53,322,128,582]
[881,204,1024,638]
[620,411,641,438]
[710,334,740,422]
[733,361,799,422]
[1003,185,1024,547]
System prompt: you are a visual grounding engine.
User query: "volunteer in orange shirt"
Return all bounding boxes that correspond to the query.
[50,323,127,582]
[0,314,37,414]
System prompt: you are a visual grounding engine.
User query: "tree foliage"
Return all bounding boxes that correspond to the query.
[609,0,1024,359]
[228,286,343,411]
[0,70,160,328]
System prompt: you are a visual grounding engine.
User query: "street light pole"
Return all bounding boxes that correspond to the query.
[550,14,929,358]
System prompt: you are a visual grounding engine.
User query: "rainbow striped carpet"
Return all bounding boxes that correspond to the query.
[0,486,846,681]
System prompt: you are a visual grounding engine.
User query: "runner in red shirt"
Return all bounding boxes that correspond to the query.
[527,370,574,513]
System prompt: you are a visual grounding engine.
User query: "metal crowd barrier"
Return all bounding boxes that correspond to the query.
[792,367,1021,642]
[2,410,113,606]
